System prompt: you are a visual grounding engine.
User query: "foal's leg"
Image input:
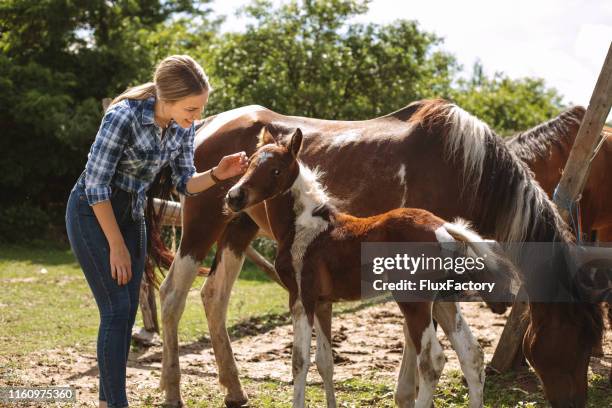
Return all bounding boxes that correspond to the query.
[416,322,445,407]
[399,302,445,408]
[395,321,418,408]
[202,214,259,407]
[291,297,314,408]
[433,302,484,408]
[314,301,336,408]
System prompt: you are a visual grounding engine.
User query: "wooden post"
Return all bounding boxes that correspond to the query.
[139,279,159,332]
[490,42,612,373]
[554,42,612,220]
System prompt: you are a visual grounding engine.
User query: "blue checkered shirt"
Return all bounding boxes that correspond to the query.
[77,96,197,220]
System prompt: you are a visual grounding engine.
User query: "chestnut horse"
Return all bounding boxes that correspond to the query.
[225,127,518,407]
[157,99,603,407]
[507,106,612,241]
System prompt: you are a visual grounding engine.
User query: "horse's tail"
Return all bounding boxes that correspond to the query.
[146,199,210,284]
[441,218,520,296]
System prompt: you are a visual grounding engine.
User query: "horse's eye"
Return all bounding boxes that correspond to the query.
[273,169,281,176]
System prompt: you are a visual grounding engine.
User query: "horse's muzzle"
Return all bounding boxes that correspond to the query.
[226,187,247,212]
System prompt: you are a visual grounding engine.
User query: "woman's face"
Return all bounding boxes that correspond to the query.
[168,91,209,129]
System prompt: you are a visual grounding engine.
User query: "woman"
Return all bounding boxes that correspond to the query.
[65,55,247,408]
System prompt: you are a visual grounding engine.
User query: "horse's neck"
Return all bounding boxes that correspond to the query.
[289,164,331,226]
[264,168,330,245]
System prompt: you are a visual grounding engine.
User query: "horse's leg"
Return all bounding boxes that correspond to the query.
[159,249,202,406]
[314,301,336,408]
[291,296,314,408]
[202,214,259,407]
[395,321,418,408]
[160,211,226,406]
[433,302,484,408]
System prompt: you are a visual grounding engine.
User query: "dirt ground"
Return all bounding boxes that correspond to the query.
[5,302,611,407]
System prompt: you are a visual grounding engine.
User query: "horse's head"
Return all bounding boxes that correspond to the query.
[226,127,303,212]
[524,301,603,408]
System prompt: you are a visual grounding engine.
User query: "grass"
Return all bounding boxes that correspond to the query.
[0,243,289,357]
[1,242,610,407]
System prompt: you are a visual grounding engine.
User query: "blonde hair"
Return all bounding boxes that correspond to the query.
[111,55,211,106]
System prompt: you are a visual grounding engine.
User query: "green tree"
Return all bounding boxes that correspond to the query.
[451,61,564,135]
[0,0,215,241]
[204,0,458,119]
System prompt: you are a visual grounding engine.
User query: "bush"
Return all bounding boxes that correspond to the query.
[0,204,51,243]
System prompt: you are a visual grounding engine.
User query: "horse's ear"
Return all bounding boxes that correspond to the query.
[257,126,277,148]
[289,128,303,158]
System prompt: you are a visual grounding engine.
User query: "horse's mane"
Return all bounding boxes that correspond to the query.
[411,99,574,245]
[506,106,585,163]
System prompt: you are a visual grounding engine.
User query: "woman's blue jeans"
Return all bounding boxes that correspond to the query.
[65,182,146,408]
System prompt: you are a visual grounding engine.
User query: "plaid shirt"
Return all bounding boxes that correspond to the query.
[78,96,197,220]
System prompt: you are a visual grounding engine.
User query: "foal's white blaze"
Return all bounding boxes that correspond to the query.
[257,151,274,164]
[290,163,331,295]
[195,105,266,146]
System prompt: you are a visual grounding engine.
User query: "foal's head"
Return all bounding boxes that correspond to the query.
[226,127,303,212]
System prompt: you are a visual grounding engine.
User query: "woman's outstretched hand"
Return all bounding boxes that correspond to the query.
[214,151,249,180]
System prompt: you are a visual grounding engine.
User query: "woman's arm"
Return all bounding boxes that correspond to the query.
[170,126,248,195]
[84,103,133,285]
[185,152,248,194]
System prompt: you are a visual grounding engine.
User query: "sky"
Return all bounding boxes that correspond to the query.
[210,0,612,121]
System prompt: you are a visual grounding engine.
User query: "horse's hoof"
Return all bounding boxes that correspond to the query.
[161,401,184,408]
[224,398,249,408]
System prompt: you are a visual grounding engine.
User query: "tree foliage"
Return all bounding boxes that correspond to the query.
[204,0,457,119]
[451,61,564,135]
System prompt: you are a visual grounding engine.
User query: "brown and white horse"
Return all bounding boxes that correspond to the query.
[225,127,517,407]
[158,99,603,407]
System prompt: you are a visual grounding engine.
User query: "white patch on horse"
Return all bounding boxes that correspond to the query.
[328,131,361,148]
[416,320,445,407]
[396,164,407,207]
[195,105,266,146]
[291,299,312,408]
[449,306,485,406]
[289,163,330,296]
[434,225,456,253]
[443,219,500,271]
[434,303,484,407]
